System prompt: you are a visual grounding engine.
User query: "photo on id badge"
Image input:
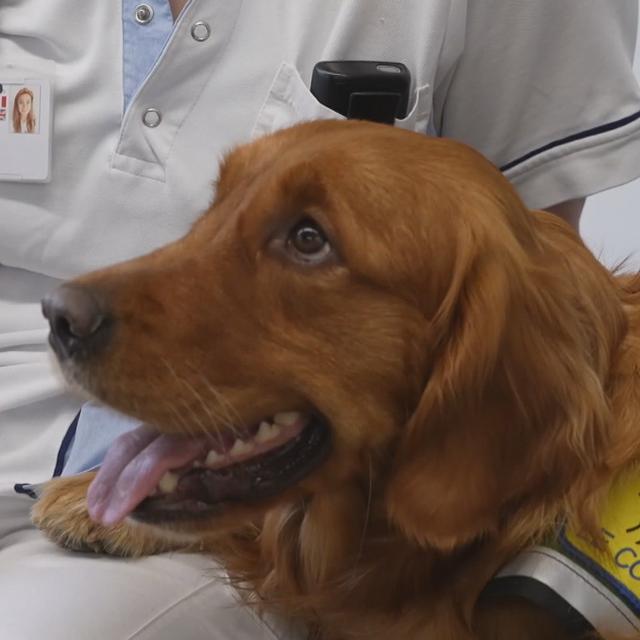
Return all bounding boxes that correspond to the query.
[4,84,40,134]
[0,77,50,182]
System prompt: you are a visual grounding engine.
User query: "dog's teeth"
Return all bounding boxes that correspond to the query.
[273,412,301,427]
[192,460,203,469]
[230,439,255,456]
[158,471,179,494]
[205,450,222,467]
[255,421,281,443]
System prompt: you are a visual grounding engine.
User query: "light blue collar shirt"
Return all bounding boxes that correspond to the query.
[122,0,174,108]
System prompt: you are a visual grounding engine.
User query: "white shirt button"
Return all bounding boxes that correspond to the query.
[191,21,211,42]
[134,4,154,25]
[142,108,162,128]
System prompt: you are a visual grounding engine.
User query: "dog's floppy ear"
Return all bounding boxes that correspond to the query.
[385,211,626,552]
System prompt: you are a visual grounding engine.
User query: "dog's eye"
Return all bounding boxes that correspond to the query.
[286,218,332,264]
[290,220,326,254]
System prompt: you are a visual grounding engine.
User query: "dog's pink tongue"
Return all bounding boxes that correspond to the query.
[87,424,209,526]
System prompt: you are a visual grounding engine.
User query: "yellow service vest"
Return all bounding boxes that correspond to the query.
[489,471,640,637]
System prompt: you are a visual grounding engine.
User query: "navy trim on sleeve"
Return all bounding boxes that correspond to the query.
[52,411,81,477]
[13,483,39,499]
[500,109,640,173]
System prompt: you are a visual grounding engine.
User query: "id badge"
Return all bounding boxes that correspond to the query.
[0,63,54,183]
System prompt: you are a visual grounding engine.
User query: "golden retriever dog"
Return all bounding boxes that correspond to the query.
[34,120,640,639]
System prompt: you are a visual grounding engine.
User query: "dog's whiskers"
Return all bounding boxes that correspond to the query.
[161,358,214,437]
[180,360,245,441]
[181,364,242,442]
[191,368,245,438]
[353,455,374,575]
[161,357,228,449]
[162,399,202,441]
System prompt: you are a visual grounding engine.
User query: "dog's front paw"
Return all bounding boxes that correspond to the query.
[32,472,185,557]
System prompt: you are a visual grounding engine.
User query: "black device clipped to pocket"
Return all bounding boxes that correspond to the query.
[310,61,410,125]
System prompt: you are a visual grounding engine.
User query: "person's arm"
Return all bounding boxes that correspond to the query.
[545,199,585,231]
[434,0,640,221]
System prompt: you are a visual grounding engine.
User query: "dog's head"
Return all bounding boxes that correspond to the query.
[44,120,626,556]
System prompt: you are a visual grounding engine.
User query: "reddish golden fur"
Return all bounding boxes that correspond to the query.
[33,121,640,639]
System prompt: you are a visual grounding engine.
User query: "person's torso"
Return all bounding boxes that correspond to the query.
[0,0,466,279]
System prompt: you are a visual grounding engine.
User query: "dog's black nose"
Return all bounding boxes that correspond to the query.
[42,286,110,359]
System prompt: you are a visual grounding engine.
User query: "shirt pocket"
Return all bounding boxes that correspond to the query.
[252,61,432,138]
[395,83,432,134]
[252,62,345,139]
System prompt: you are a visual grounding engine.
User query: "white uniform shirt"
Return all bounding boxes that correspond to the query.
[1,0,639,486]
[1,0,639,279]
